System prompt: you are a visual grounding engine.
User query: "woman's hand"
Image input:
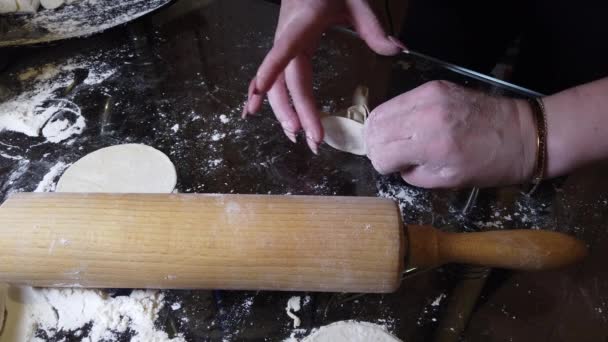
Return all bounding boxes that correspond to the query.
[244,0,404,154]
[365,80,538,188]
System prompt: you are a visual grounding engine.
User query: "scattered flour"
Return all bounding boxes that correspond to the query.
[0,59,116,144]
[431,294,446,307]
[0,140,181,341]
[33,161,70,192]
[0,159,30,197]
[471,199,548,230]
[219,114,230,124]
[211,132,226,141]
[171,124,180,133]
[0,152,23,161]
[208,159,222,167]
[17,64,61,82]
[377,179,430,214]
[0,286,185,342]
[0,78,73,138]
[286,296,302,328]
[39,99,86,143]
[473,220,504,229]
[217,295,255,341]
[82,67,118,86]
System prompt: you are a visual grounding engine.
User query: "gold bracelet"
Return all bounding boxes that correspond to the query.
[525,97,548,196]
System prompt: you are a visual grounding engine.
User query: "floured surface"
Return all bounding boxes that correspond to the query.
[55,144,177,193]
[0,58,116,143]
[1,0,589,339]
[0,139,178,340]
[0,0,171,47]
[0,286,185,342]
[296,321,401,342]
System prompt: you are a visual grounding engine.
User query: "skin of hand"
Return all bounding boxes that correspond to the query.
[243,0,405,154]
[364,80,539,188]
[540,77,608,177]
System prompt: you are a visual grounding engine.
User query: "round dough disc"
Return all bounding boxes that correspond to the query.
[321,116,366,156]
[56,144,177,193]
[302,321,401,342]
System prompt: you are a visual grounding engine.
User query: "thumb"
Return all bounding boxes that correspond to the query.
[346,0,405,56]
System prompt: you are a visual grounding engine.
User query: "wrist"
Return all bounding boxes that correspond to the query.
[514,98,539,184]
[541,93,584,178]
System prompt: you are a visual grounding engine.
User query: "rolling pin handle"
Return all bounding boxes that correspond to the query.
[405,225,588,271]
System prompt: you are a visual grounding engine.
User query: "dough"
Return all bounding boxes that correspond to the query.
[56,144,177,193]
[0,145,176,337]
[321,116,366,156]
[40,0,63,9]
[1,0,75,13]
[15,0,39,12]
[0,0,18,13]
[302,321,401,342]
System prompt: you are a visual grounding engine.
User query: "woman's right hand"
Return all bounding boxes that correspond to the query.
[243,0,404,154]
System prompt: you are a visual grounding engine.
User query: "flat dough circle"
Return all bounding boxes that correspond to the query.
[56,144,177,193]
[321,116,366,156]
[302,321,401,342]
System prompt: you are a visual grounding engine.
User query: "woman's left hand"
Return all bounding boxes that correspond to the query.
[364,80,538,188]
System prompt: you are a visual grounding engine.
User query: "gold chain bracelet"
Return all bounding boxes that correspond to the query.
[525,97,548,196]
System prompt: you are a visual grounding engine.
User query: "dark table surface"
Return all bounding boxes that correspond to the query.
[0,0,607,341]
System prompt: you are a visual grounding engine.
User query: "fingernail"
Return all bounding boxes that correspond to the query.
[306,136,319,155]
[388,36,408,52]
[241,101,249,118]
[283,129,297,143]
[243,78,256,118]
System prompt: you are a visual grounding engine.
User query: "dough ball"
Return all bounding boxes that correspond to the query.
[56,144,177,193]
[0,0,18,14]
[15,0,39,12]
[302,321,401,342]
[40,0,63,9]
[321,116,366,156]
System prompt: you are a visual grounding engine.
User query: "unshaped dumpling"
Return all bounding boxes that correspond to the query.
[0,0,18,13]
[40,0,63,10]
[16,0,40,12]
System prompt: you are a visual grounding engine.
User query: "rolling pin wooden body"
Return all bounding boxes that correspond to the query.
[0,193,587,293]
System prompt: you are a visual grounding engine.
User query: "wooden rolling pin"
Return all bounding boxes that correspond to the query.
[0,193,587,293]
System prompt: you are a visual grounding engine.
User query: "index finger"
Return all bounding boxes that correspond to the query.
[366,138,427,175]
[254,12,325,95]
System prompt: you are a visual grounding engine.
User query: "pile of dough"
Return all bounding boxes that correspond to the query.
[0,0,77,13]
[56,144,177,193]
[0,0,17,13]
[0,0,37,13]
[40,0,78,10]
